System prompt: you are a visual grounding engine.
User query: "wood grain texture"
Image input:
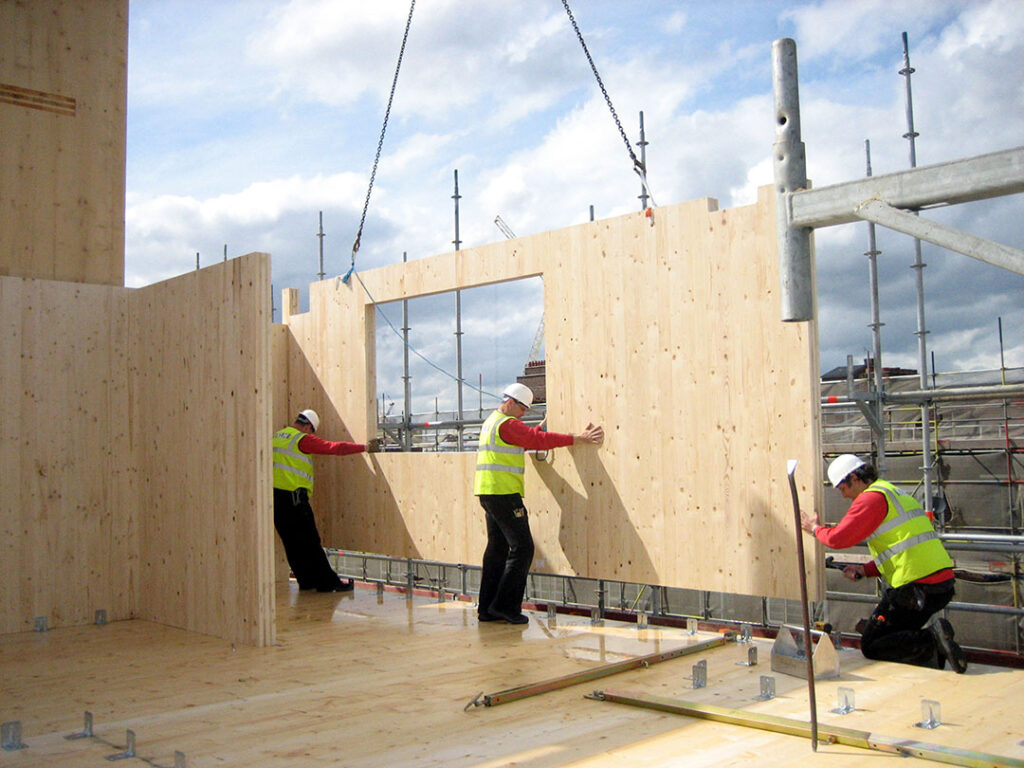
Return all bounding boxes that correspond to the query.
[129,254,274,646]
[1,254,274,646]
[1,586,1019,767]
[0,0,128,286]
[280,190,823,600]
[0,277,133,633]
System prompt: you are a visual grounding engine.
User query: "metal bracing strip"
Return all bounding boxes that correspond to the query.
[788,145,1024,230]
[852,198,1024,277]
[589,690,1024,768]
[464,635,725,710]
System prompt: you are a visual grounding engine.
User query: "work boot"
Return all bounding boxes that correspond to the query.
[492,611,529,625]
[317,579,354,593]
[930,618,968,674]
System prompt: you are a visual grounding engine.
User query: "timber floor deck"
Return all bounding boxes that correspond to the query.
[1,582,1022,767]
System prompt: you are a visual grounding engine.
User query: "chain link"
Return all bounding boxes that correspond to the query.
[351,0,416,263]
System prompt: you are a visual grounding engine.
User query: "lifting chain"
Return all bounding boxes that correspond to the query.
[560,0,643,176]
[345,0,416,282]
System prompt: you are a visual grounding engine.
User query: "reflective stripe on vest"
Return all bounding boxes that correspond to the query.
[273,426,315,493]
[864,479,952,588]
[474,410,525,496]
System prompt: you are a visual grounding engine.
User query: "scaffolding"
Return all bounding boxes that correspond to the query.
[773,35,1024,657]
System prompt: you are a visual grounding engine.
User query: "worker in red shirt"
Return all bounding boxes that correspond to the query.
[801,454,966,672]
[273,409,379,592]
[474,383,603,624]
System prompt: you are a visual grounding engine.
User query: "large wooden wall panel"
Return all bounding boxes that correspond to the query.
[0,276,134,634]
[0,0,128,286]
[279,191,822,600]
[129,254,274,646]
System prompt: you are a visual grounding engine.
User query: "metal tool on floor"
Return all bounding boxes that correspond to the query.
[770,625,840,680]
[464,635,725,710]
[587,689,1024,768]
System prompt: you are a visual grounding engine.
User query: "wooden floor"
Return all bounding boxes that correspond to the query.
[2,582,1023,767]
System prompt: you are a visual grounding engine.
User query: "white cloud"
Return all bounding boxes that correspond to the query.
[125,0,1024,403]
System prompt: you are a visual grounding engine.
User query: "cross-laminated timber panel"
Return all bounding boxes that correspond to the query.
[0,0,128,286]
[1,254,275,646]
[0,277,134,630]
[279,187,824,600]
[129,255,275,646]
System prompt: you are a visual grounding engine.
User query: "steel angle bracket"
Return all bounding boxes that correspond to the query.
[588,689,1024,768]
[464,635,725,711]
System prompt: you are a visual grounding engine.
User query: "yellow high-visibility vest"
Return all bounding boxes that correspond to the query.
[474,411,525,496]
[273,426,315,494]
[865,479,952,588]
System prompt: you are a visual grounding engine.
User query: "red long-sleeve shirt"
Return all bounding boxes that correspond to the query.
[815,489,953,583]
[297,433,366,456]
[498,418,574,450]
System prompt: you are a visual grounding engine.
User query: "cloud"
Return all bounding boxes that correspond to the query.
[125,0,1024,412]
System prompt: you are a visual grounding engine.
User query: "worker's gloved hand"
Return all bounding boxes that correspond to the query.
[366,437,382,454]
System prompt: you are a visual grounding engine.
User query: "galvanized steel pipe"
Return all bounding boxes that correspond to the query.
[772,38,813,322]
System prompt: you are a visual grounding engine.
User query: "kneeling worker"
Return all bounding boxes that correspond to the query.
[273,409,379,592]
[801,454,967,672]
[474,383,604,624]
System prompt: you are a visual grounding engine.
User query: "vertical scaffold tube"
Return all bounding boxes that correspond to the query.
[772,39,813,322]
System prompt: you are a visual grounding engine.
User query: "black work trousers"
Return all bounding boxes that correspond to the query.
[273,488,344,590]
[478,493,535,619]
[860,578,955,668]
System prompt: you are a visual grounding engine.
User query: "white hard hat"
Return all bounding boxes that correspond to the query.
[297,409,320,432]
[501,382,534,408]
[827,453,865,488]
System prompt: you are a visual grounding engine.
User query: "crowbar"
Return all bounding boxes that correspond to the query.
[787,458,819,750]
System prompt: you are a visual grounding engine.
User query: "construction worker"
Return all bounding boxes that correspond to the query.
[801,454,967,673]
[273,409,380,592]
[474,383,604,624]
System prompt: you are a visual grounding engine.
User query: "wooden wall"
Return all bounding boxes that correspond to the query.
[0,276,134,632]
[0,0,128,286]
[0,254,275,646]
[279,188,824,601]
[130,255,275,646]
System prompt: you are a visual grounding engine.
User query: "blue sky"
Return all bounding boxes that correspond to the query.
[125,0,1024,416]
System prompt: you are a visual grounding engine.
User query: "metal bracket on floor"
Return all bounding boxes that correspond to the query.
[1,720,27,751]
[34,616,48,632]
[105,729,137,761]
[758,675,776,700]
[736,645,758,667]
[65,711,95,740]
[831,687,855,715]
[464,634,725,710]
[915,699,942,730]
[589,689,1024,768]
[683,659,707,689]
[95,609,108,626]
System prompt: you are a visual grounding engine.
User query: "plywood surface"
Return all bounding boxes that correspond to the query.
[1,254,275,646]
[0,0,128,286]
[280,189,822,600]
[0,583,1019,768]
[128,255,275,647]
[0,277,133,634]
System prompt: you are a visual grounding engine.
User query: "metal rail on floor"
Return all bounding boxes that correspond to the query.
[327,549,1024,661]
[587,689,1024,768]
